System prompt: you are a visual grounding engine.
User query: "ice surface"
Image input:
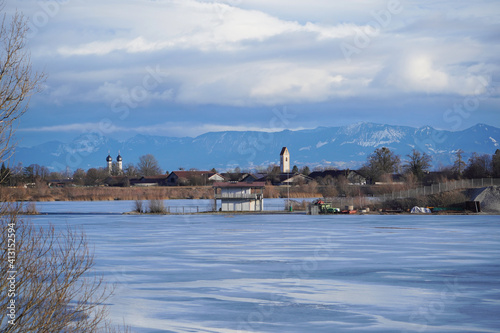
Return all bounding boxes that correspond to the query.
[29,205,500,333]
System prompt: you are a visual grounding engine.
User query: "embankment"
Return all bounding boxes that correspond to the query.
[469,186,500,214]
[0,185,319,202]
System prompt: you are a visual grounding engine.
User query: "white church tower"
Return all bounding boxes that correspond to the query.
[116,152,123,173]
[106,153,113,174]
[280,147,290,173]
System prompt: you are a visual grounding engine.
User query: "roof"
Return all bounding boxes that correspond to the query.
[220,173,258,181]
[280,147,289,155]
[137,175,169,181]
[170,171,216,178]
[213,181,266,188]
[309,170,365,179]
[256,173,311,184]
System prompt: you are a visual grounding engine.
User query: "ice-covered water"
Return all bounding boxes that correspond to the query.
[29,202,500,333]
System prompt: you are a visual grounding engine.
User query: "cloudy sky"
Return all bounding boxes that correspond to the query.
[7,0,500,146]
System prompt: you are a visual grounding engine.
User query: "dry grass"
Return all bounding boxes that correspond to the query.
[378,190,468,211]
[1,184,355,203]
[0,201,39,215]
[0,186,215,202]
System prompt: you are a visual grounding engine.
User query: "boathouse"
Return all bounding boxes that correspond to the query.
[213,181,265,212]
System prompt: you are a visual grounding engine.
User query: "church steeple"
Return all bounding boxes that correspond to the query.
[116,151,123,173]
[106,151,112,173]
[280,147,290,173]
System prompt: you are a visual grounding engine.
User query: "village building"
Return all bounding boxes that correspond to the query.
[166,170,224,186]
[130,175,170,187]
[374,173,405,185]
[213,181,265,212]
[254,147,312,185]
[256,172,312,186]
[220,172,259,183]
[308,169,367,185]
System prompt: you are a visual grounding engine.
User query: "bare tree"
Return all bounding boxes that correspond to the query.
[72,168,86,185]
[137,154,162,176]
[123,163,139,178]
[363,147,401,182]
[463,153,492,179]
[0,205,131,332]
[403,149,432,181]
[0,7,129,331]
[0,6,45,162]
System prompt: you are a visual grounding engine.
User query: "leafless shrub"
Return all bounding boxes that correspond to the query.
[133,200,144,213]
[148,200,166,214]
[22,201,38,215]
[287,200,309,211]
[0,205,129,332]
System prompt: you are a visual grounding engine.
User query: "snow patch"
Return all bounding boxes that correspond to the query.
[490,137,499,147]
[316,141,328,148]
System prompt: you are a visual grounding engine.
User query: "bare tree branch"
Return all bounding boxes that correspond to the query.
[0,204,130,332]
[0,4,46,164]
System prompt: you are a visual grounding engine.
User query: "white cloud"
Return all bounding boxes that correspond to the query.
[13,0,500,132]
[19,121,310,139]
[55,1,363,57]
[18,122,124,133]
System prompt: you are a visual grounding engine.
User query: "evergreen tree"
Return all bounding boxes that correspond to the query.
[0,162,10,185]
[492,149,500,178]
[453,149,466,176]
[300,166,311,176]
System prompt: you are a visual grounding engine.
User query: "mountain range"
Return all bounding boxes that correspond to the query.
[13,122,500,173]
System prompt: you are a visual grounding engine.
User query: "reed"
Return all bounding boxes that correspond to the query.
[148,200,167,214]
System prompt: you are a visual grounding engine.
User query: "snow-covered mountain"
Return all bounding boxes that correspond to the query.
[13,122,500,172]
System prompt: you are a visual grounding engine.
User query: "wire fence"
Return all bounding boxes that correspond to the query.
[145,179,500,213]
[164,204,290,213]
[377,178,500,200]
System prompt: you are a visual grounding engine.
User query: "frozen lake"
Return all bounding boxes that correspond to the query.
[29,201,500,332]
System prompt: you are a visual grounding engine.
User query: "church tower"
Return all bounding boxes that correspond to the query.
[106,153,113,174]
[280,147,290,173]
[116,152,123,173]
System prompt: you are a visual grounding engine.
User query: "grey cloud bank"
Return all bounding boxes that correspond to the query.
[6,0,500,146]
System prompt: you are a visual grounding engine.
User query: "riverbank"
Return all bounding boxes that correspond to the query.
[3,186,498,215]
[0,185,319,202]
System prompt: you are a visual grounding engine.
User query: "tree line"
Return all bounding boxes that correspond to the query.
[3,148,500,188]
[359,147,500,183]
[1,153,163,187]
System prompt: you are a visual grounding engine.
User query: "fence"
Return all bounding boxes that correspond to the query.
[377,178,500,200]
[164,203,289,213]
[165,205,214,214]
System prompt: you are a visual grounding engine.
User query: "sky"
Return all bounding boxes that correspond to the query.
[6,0,500,147]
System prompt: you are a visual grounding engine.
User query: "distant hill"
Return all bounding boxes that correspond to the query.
[13,122,500,172]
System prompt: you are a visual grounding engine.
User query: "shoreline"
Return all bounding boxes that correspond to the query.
[18,210,496,216]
